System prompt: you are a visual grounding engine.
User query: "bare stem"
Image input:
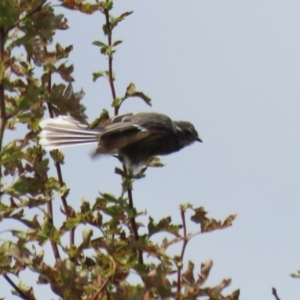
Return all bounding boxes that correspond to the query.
[102,2,143,265]
[3,275,29,300]
[180,209,188,261]
[176,208,188,298]
[124,166,144,265]
[38,71,61,258]
[90,277,110,300]
[45,72,75,247]
[103,6,118,116]
[0,25,6,183]
[45,191,60,259]
[272,287,281,300]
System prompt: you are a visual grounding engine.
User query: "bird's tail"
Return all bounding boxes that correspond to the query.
[39,116,101,150]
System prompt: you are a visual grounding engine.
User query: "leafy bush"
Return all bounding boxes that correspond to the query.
[0,1,237,299]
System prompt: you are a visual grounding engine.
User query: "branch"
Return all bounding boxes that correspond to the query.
[45,70,75,247]
[3,275,29,300]
[180,208,188,261]
[4,0,47,35]
[272,287,281,300]
[39,71,61,259]
[102,1,143,265]
[176,208,189,298]
[124,166,144,265]
[90,277,110,300]
[45,191,60,259]
[0,25,6,185]
[103,6,117,116]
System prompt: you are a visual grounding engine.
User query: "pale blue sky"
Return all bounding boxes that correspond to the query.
[2,1,300,299]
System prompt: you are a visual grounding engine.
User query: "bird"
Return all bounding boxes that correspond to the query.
[39,112,202,167]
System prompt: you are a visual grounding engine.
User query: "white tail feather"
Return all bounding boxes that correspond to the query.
[39,116,101,150]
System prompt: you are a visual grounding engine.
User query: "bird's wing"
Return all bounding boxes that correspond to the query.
[97,122,166,154]
[96,112,171,154]
[96,130,148,154]
[131,113,174,131]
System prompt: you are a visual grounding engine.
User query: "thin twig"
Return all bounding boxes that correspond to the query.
[4,0,47,35]
[180,209,188,261]
[126,186,138,242]
[0,25,6,183]
[272,287,281,300]
[38,70,61,259]
[45,191,60,259]
[124,166,144,265]
[3,275,29,300]
[45,73,75,246]
[90,277,110,300]
[176,208,188,298]
[102,2,143,265]
[103,6,118,116]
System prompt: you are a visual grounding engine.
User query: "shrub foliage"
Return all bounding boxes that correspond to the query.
[0,1,237,299]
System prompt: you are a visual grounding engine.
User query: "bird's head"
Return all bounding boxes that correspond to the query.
[174,121,202,147]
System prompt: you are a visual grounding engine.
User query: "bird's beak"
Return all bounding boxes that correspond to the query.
[196,137,203,143]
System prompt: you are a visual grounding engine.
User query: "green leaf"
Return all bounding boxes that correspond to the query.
[112,97,123,107]
[0,1,20,29]
[102,1,113,10]
[115,167,125,177]
[124,83,152,106]
[148,217,181,237]
[59,185,70,198]
[180,203,193,212]
[82,228,93,246]
[92,71,105,82]
[122,178,132,191]
[88,109,110,128]
[11,177,43,195]
[101,193,118,202]
[49,83,87,122]
[103,205,125,217]
[62,2,102,14]
[126,82,136,95]
[64,216,82,230]
[100,45,109,55]
[0,61,5,81]
[57,63,74,82]
[32,251,44,266]
[111,11,133,28]
[291,270,300,278]
[104,46,115,57]
[112,40,123,47]
[92,40,107,47]
[191,207,237,232]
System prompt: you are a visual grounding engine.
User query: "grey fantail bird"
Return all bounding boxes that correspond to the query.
[39,112,202,167]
